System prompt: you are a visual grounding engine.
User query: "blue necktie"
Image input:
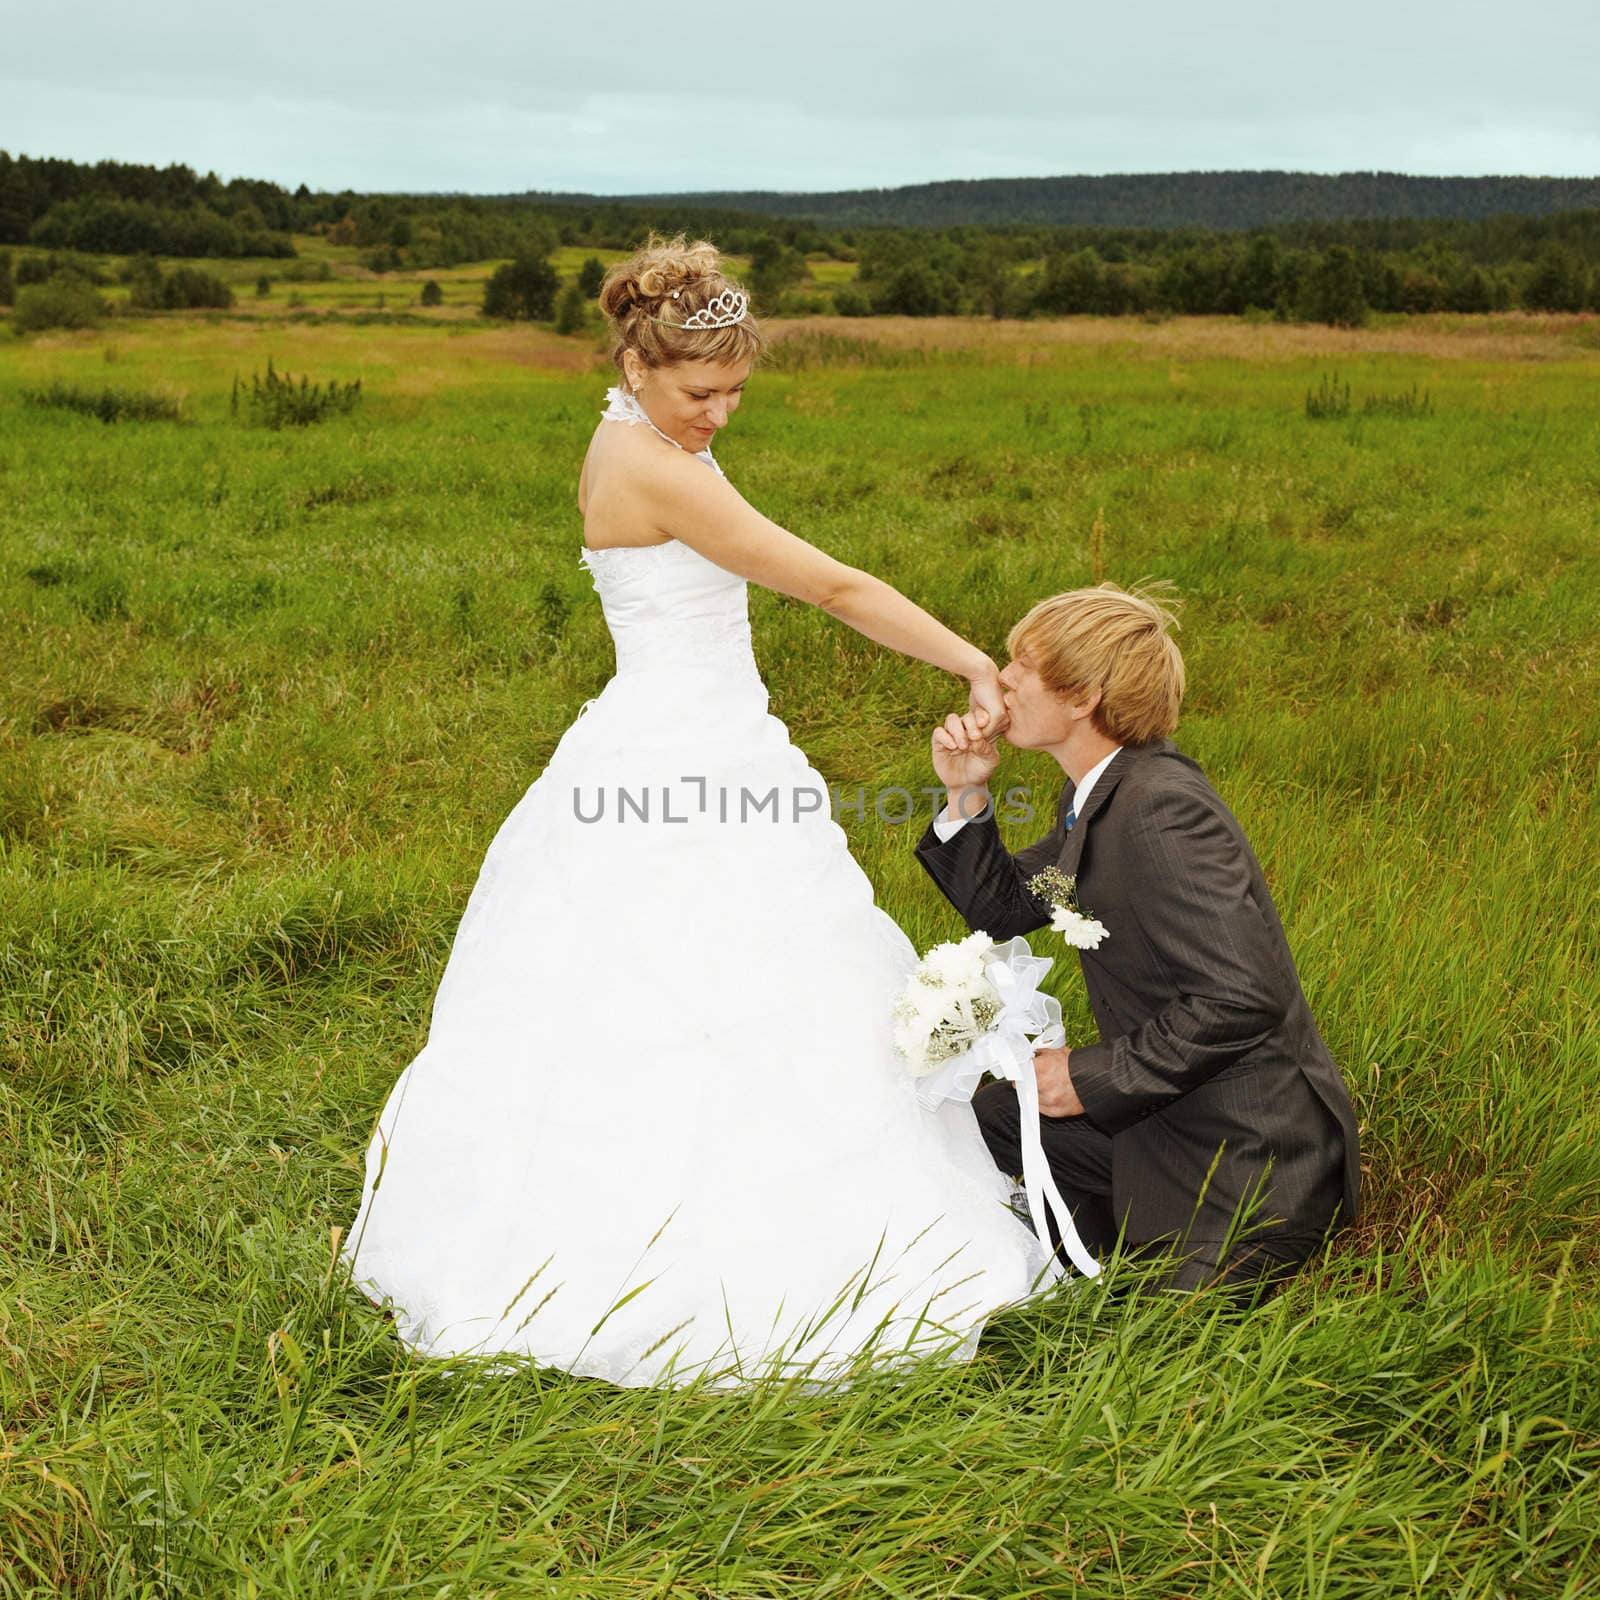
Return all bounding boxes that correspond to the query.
[1065,805,1077,832]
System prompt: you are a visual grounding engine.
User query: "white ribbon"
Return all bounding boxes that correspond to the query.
[914,937,1102,1280]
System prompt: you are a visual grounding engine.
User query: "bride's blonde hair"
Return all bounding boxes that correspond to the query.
[600,233,766,375]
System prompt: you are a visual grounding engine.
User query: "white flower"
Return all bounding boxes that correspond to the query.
[1051,905,1109,950]
[892,931,1004,1075]
[920,932,993,988]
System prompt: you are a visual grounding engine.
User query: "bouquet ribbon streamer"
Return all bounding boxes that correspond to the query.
[914,937,1101,1280]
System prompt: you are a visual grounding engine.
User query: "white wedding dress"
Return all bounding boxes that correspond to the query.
[343,387,1047,1387]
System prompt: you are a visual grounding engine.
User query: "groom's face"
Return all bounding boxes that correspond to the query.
[998,650,1074,751]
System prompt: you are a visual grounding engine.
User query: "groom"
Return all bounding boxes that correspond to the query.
[915,584,1360,1291]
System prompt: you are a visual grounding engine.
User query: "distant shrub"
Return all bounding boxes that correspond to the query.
[161,266,234,309]
[26,195,292,259]
[554,283,587,335]
[1034,248,1105,315]
[1362,384,1434,418]
[775,291,829,316]
[122,254,164,308]
[1398,271,1447,314]
[0,250,13,307]
[483,254,559,320]
[16,251,109,288]
[1305,372,1351,420]
[118,253,155,286]
[12,279,106,333]
[875,263,961,317]
[1302,246,1368,327]
[1448,267,1496,314]
[230,357,362,429]
[1101,263,1157,317]
[1523,246,1589,313]
[420,279,443,307]
[577,257,606,297]
[120,258,233,311]
[1306,372,1434,420]
[749,236,806,309]
[24,380,183,423]
[832,284,873,317]
[256,274,272,298]
[338,311,434,327]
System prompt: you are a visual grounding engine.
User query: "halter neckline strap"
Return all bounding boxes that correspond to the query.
[602,386,723,476]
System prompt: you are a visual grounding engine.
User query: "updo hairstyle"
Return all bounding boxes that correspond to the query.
[600,232,766,377]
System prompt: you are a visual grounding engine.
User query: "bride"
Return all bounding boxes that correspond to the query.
[343,234,1048,1387]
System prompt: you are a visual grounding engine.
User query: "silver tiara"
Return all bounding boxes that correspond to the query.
[651,289,749,331]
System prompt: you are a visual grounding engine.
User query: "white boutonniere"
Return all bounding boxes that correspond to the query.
[1026,866,1109,951]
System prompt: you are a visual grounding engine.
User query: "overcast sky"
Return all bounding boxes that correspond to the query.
[6,0,1598,194]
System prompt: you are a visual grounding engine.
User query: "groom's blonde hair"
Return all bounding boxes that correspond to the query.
[1007,582,1185,746]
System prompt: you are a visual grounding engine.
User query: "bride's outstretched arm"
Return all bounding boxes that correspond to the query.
[652,451,1007,727]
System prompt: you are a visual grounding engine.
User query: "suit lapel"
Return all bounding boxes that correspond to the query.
[1057,745,1140,877]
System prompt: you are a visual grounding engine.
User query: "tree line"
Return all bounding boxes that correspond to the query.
[3,151,1597,328]
[840,228,1598,321]
[599,171,1600,231]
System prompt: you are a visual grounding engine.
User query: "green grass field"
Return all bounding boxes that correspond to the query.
[2,309,1598,1597]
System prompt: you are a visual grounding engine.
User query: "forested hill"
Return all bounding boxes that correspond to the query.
[554,172,1600,230]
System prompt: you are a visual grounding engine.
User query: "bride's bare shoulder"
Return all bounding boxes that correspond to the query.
[577,418,630,514]
[588,418,706,494]
[581,422,698,547]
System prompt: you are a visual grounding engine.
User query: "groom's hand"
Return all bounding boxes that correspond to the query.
[1033,1047,1085,1118]
[931,712,1001,793]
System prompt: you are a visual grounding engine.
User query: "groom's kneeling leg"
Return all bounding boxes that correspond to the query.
[973,1081,1119,1258]
[1155,1231,1326,1298]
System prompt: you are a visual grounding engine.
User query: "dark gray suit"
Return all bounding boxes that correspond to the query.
[915,740,1359,1285]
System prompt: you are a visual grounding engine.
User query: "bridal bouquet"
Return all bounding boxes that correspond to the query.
[891,929,1101,1279]
[891,932,1003,1077]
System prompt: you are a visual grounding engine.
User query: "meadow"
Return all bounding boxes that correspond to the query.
[2,305,1598,1597]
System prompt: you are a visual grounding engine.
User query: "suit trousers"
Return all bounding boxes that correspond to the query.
[972,1080,1341,1295]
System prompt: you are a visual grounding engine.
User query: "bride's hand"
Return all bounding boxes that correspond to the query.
[966,667,1010,739]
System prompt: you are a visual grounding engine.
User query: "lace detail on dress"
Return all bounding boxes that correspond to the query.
[575,509,754,675]
[577,540,687,580]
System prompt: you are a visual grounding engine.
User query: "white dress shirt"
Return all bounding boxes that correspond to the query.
[932,746,1123,843]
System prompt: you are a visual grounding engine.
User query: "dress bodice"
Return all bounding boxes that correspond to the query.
[579,539,755,676]
[579,388,756,679]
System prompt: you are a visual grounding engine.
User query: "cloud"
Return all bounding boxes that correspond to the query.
[5,0,1596,192]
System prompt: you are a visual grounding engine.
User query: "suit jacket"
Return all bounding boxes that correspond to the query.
[915,740,1360,1248]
